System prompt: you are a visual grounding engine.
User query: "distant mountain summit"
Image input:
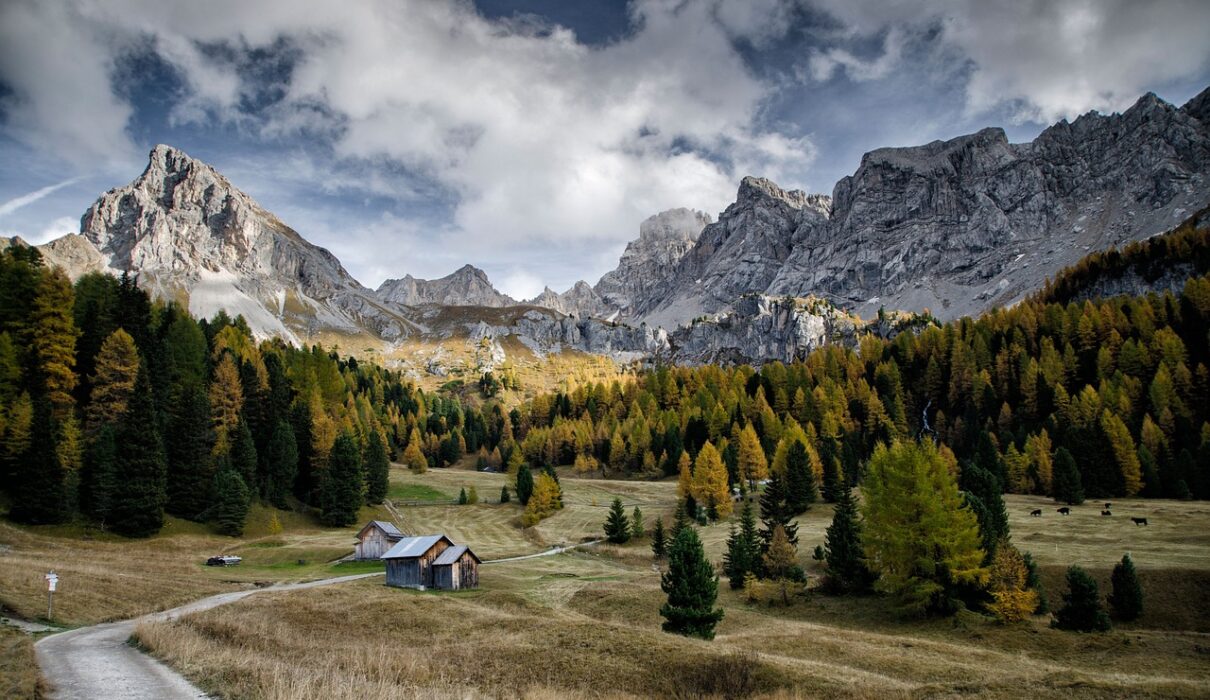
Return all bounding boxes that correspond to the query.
[377,264,516,308]
[624,88,1210,324]
[66,144,411,341]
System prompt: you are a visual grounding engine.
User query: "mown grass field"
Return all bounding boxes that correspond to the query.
[129,466,1210,699]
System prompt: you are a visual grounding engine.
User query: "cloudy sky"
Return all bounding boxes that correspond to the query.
[2,0,1209,299]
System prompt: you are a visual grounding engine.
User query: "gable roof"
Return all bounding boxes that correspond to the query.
[381,534,452,559]
[433,544,481,566]
[357,520,404,540]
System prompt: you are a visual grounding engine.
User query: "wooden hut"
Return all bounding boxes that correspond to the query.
[431,545,481,590]
[382,534,453,589]
[354,520,405,560]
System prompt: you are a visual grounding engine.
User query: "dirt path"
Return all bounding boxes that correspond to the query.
[34,572,382,700]
[483,538,603,563]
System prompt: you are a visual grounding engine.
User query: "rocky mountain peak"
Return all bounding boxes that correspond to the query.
[71,144,409,342]
[376,264,515,308]
[1183,85,1210,123]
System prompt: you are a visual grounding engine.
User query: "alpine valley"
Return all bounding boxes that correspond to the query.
[9,87,1210,375]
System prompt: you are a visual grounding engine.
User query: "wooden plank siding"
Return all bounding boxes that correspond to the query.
[433,551,479,590]
[355,526,396,560]
[385,539,450,589]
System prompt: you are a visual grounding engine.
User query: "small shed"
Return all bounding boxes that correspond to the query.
[354,520,405,560]
[431,545,481,590]
[382,534,453,589]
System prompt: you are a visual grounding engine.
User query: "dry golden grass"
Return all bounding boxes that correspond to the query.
[0,625,43,699]
[0,501,399,627]
[132,485,1210,700]
[135,545,1210,700]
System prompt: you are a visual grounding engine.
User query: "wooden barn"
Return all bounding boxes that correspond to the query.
[432,545,481,590]
[382,534,453,589]
[354,520,405,560]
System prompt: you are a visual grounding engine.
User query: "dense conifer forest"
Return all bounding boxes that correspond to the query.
[1,231,1207,538]
[0,247,505,535]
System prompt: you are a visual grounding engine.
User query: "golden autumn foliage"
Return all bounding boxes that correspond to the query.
[985,541,1040,623]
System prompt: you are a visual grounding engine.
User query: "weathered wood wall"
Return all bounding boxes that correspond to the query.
[356,528,394,560]
[385,540,450,588]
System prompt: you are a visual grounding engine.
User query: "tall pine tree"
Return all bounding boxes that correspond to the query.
[362,428,389,505]
[320,432,363,527]
[263,420,299,508]
[165,381,214,520]
[823,486,873,594]
[723,501,759,589]
[110,365,168,537]
[660,526,724,640]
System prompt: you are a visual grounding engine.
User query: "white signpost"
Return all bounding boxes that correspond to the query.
[45,571,58,620]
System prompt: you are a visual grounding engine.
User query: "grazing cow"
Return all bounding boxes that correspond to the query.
[1058,507,1071,515]
[1131,517,1149,526]
[1101,510,1112,516]
[1105,502,1112,510]
[1030,509,1042,517]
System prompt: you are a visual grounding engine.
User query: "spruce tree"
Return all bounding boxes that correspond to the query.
[1054,565,1111,632]
[458,487,468,505]
[211,467,250,536]
[785,440,818,514]
[660,526,724,640]
[110,366,168,537]
[670,500,691,540]
[320,432,363,527]
[630,506,645,540]
[516,463,534,505]
[759,471,799,557]
[362,429,388,505]
[823,486,873,594]
[83,423,118,527]
[960,461,1009,560]
[723,501,759,589]
[1108,553,1143,622]
[500,485,510,503]
[1052,447,1085,505]
[651,517,667,559]
[230,418,258,491]
[604,497,631,543]
[10,397,68,524]
[290,401,316,503]
[165,381,212,520]
[264,420,299,508]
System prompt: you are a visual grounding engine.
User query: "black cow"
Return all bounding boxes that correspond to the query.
[1058,507,1071,515]
[1030,509,1042,517]
[1104,502,1113,510]
[1131,517,1149,526]
[1101,510,1112,516]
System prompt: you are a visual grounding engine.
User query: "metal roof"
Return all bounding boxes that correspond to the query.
[357,520,405,540]
[381,534,451,559]
[433,544,481,565]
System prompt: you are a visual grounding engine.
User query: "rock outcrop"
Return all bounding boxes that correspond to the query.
[526,280,611,318]
[593,207,712,319]
[77,144,411,341]
[376,264,516,308]
[667,295,858,366]
[635,88,1210,325]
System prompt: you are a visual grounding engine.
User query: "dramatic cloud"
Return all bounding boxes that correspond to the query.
[0,0,1207,292]
[807,0,1210,123]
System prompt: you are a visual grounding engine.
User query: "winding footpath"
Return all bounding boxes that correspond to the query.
[35,573,381,700]
[34,540,604,699]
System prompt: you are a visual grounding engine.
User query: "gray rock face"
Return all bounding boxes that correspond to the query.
[638,88,1210,325]
[466,308,669,361]
[594,207,712,319]
[376,264,517,308]
[526,280,611,318]
[668,295,857,366]
[76,145,410,341]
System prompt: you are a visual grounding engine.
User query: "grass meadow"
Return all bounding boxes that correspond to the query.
[123,464,1210,699]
